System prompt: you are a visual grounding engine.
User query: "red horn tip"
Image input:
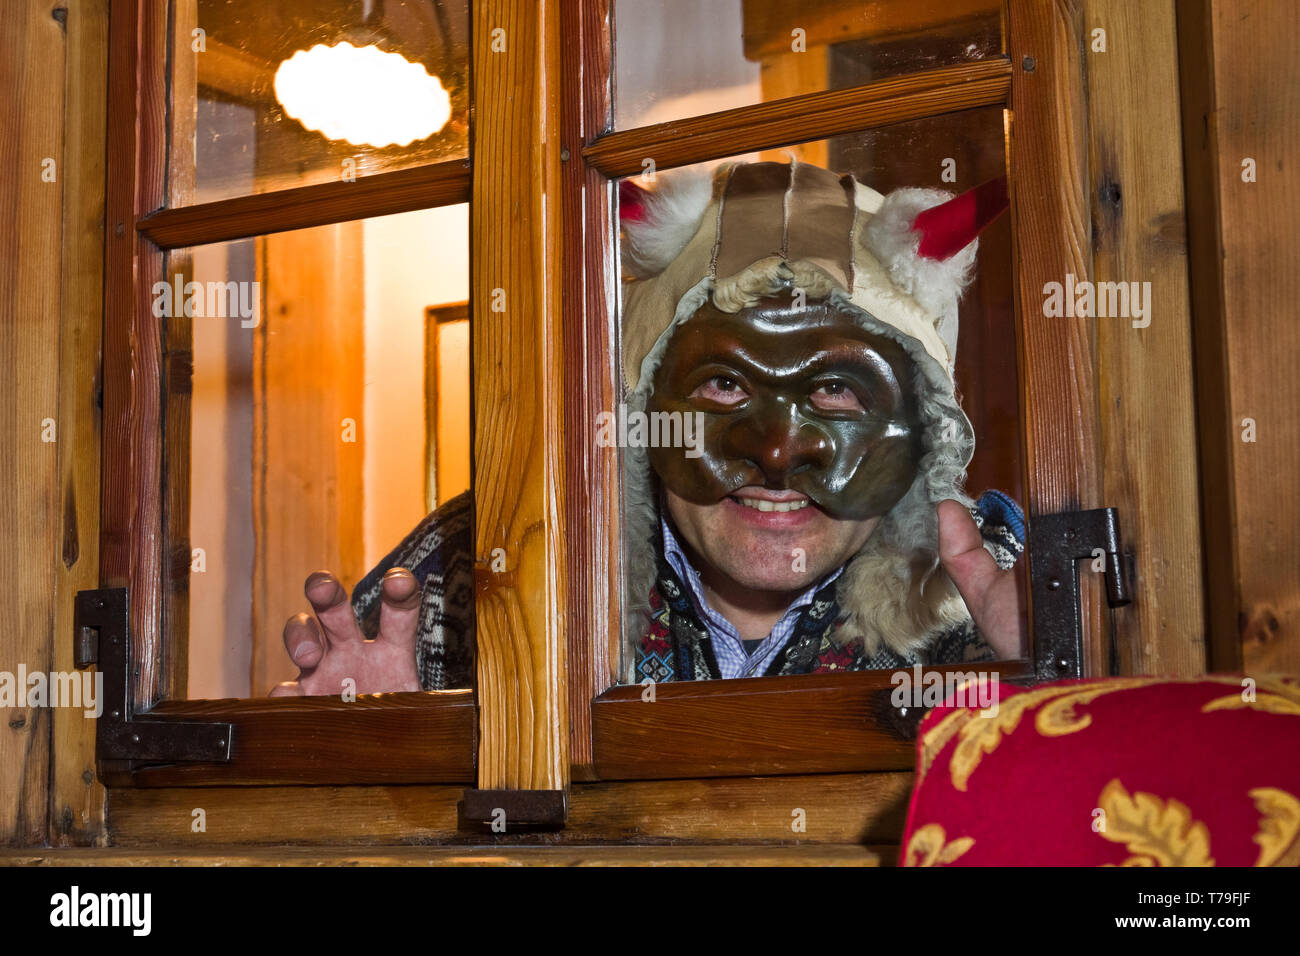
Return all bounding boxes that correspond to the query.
[619,179,649,223]
[913,176,1010,261]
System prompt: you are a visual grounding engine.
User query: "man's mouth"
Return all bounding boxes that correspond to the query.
[731,496,811,513]
[727,488,817,515]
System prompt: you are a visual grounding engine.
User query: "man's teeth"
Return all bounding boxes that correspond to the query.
[735,497,809,513]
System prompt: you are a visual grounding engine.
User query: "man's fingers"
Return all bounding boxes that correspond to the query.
[937,500,984,560]
[304,570,364,645]
[269,680,305,697]
[377,568,421,648]
[937,499,999,598]
[283,611,325,669]
[937,499,1025,658]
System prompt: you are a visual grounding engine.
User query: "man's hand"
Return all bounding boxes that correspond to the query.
[269,568,422,697]
[936,499,1025,659]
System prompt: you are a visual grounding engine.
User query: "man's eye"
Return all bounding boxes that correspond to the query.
[810,382,864,411]
[689,376,748,405]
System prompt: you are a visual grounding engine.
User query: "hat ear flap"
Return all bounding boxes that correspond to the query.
[619,166,715,280]
[862,176,1008,362]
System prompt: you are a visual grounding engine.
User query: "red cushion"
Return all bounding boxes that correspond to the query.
[901,675,1300,866]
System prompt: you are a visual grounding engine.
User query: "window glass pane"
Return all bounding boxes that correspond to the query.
[170,205,471,699]
[613,111,1024,685]
[170,0,469,206]
[613,0,1002,130]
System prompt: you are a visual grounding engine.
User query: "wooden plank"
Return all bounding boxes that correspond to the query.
[101,771,913,845]
[159,0,196,696]
[1191,0,1300,673]
[100,692,476,786]
[2,844,880,866]
[560,0,620,779]
[1085,0,1205,675]
[161,247,193,698]
[102,0,169,711]
[1006,0,1107,673]
[1176,0,1237,672]
[49,0,110,848]
[591,665,1027,780]
[582,59,1012,177]
[471,0,570,791]
[137,160,473,249]
[742,0,1000,59]
[0,0,69,846]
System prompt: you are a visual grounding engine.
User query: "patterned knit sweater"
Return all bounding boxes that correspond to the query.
[350,489,1026,690]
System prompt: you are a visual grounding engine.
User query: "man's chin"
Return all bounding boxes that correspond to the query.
[700,500,855,591]
[713,566,827,594]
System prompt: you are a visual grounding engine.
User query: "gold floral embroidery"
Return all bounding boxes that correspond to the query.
[1096,779,1215,867]
[947,677,1165,791]
[1250,788,1300,867]
[940,676,1247,791]
[917,709,974,786]
[904,823,974,867]
[1203,675,1300,718]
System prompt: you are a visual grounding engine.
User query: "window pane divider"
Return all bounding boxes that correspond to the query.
[137,158,472,249]
[582,58,1012,178]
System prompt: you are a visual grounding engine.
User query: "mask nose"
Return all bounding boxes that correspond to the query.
[722,398,833,485]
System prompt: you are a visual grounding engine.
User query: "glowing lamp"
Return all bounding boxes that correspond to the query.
[274,42,451,148]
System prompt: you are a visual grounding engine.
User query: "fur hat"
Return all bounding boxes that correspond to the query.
[618,160,1008,673]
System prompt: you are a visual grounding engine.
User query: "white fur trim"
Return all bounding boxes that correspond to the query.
[620,166,716,280]
[862,188,979,367]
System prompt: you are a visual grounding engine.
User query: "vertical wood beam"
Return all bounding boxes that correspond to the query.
[101,0,168,709]
[1178,0,1300,674]
[559,0,618,779]
[1085,0,1206,675]
[472,0,570,791]
[1007,0,1107,673]
[0,0,69,846]
[50,0,110,847]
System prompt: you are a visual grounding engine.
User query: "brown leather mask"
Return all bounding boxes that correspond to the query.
[647,295,923,521]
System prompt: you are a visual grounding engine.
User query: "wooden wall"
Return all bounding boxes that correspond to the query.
[0,0,108,846]
[1,0,1297,852]
[1179,0,1300,676]
[1086,0,1206,675]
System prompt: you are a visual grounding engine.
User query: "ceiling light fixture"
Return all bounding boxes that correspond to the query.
[274,40,451,148]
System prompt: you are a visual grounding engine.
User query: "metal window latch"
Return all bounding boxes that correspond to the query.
[74,588,233,763]
[1028,508,1132,682]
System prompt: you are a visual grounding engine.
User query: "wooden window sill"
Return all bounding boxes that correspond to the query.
[591,663,1031,780]
[0,845,880,867]
[100,691,476,787]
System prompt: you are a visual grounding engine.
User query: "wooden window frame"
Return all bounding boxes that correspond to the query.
[563,0,1103,782]
[96,0,1101,802]
[100,0,481,788]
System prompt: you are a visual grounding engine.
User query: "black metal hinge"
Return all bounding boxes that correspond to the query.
[74,588,234,763]
[1028,508,1132,682]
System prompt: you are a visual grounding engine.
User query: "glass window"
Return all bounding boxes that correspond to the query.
[169,205,471,699]
[613,112,1023,684]
[613,0,1002,130]
[170,0,470,205]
